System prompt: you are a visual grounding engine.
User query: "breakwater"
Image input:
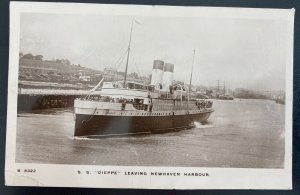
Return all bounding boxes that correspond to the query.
[18,94,79,111]
[17,88,101,111]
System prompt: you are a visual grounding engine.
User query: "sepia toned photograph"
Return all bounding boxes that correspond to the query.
[5,2,294,189]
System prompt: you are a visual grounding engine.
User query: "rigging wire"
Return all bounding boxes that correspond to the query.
[129,49,143,77]
[113,54,127,82]
[178,56,192,84]
[113,49,128,70]
[102,49,127,83]
[115,53,127,71]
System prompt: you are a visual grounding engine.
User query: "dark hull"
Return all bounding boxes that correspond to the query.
[74,111,212,137]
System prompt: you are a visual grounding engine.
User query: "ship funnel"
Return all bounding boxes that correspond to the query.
[162,63,174,92]
[150,60,164,89]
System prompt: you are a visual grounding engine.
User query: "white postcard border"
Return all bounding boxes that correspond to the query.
[5,2,294,189]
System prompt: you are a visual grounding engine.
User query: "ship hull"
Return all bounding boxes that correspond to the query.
[74,111,212,137]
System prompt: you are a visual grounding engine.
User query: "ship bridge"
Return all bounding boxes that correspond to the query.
[100,81,157,101]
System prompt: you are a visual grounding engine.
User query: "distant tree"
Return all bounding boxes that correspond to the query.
[60,59,71,65]
[129,72,139,79]
[22,53,34,59]
[65,59,71,65]
[35,55,43,60]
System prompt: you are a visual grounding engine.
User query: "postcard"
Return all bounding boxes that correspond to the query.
[5,1,294,189]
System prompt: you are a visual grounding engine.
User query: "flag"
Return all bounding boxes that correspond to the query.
[134,19,142,25]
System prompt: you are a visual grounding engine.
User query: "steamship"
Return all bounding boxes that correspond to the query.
[73,20,214,137]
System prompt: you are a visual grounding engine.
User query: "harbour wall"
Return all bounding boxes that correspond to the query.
[17,88,101,111]
[18,94,79,111]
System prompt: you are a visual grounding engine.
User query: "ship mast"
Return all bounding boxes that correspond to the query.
[188,49,196,93]
[188,49,195,110]
[123,19,134,87]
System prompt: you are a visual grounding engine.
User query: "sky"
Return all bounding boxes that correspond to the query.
[20,13,288,91]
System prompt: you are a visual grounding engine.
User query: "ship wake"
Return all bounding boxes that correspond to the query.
[194,122,214,129]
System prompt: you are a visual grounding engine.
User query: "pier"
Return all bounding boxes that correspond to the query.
[17,88,101,111]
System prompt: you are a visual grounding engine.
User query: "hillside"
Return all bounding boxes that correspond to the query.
[19,58,101,75]
[18,56,103,89]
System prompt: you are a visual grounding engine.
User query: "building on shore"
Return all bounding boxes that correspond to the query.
[19,65,57,75]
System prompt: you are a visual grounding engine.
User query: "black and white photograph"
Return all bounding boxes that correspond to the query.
[5,2,293,189]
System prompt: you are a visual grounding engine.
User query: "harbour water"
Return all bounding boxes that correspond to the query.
[16,99,285,168]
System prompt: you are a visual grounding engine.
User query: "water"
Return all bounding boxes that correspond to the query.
[16,99,285,168]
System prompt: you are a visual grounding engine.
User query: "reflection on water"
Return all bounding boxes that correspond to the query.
[18,107,73,115]
[16,99,285,168]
